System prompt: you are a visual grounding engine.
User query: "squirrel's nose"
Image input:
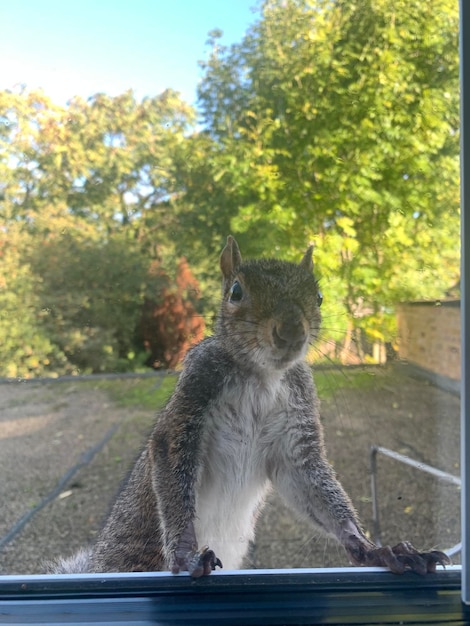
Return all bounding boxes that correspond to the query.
[272,317,307,350]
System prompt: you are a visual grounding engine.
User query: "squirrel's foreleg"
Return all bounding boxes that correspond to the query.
[271,440,450,574]
[148,423,222,578]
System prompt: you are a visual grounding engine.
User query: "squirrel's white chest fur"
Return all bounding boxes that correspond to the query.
[194,371,289,570]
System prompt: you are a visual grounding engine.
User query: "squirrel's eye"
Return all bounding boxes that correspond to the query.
[317,291,323,307]
[229,281,243,303]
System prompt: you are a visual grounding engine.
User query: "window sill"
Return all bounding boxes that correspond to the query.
[0,566,467,625]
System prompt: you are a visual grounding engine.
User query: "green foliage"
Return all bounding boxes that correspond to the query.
[190,0,460,346]
[30,234,153,373]
[0,88,204,376]
[23,233,205,375]
[0,0,461,374]
[0,227,68,378]
[0,88,194,242]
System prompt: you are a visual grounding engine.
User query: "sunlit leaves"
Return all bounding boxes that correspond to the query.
[192,0,460,345]
[0,0,461,373]
[0,87,201,376]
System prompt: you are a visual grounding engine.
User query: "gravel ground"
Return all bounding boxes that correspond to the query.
[0,365,461,575]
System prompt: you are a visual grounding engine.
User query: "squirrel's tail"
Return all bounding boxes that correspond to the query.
[45,547,93,574]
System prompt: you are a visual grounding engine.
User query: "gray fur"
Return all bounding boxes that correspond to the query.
[47,548,92,574]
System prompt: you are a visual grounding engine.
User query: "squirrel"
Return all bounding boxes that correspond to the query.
[51,236,449,577]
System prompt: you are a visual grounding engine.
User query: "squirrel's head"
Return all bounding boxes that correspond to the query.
[218,236,322,372]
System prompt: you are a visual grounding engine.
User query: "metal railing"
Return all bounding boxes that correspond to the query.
[369,445,461,557]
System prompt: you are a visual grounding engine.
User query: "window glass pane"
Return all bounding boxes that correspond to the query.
[0,0,460,577]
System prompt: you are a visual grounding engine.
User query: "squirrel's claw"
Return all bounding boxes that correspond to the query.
[421,550,452,573]
[187,546,223,578]
[358,541,451,575]
[171,522,222,577]
[172,545,222,578]
[343,525,450,575]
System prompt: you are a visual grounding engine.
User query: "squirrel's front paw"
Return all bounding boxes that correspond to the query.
[171,545,223,578]
[187,546,223,578]
[348,538,450,574]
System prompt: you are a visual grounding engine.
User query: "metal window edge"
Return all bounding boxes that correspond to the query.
[461,0,470,608]
[0,566,468,625]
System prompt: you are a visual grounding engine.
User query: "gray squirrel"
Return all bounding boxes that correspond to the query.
[52,236,449,577]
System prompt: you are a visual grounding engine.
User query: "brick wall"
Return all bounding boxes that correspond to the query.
[396,301,461,381]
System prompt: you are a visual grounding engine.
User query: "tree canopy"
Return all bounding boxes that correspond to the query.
[0,0,460,376]
[192,0,460,340]
[0,89,203,376]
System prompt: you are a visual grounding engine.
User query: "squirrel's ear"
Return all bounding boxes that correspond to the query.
[299,244,314,273]
[220,235,242,280]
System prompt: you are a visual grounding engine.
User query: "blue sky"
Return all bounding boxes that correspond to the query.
[0,0,260,106]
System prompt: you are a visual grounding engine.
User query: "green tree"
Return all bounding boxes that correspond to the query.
[30,234,149,373]
[0,87,194,242]
[0,225,69,378]
[185,0,460,352]
[0,88,203,375]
